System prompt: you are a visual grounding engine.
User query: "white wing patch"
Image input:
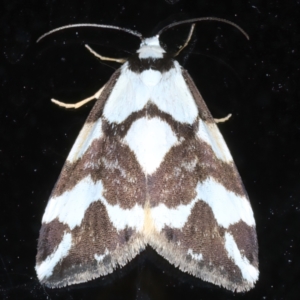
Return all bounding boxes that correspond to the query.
[104,202,144,231]
[103,65,150,123]
[67,119,103,163]
[197,119,232,163]
[150,177,255,232]
[151,197,198,231]
[196,178,255,228]
[123,117,178,174]
[42,176,144,231]
[42,177,103,230]
[224,232,259,283]
[103,62,198,124]
[151,62,198,124]
[187,249,203,261]
[36,232,72,281]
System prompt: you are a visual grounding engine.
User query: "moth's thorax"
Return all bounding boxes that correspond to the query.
[137,36,165,59]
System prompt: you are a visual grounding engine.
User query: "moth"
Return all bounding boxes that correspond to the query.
[36,18,259,292]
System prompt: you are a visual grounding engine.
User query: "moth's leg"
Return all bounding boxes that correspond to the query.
[174,24,196,57]
[214,113,232,123]
[51,85,105,109]
[85,44,126,63]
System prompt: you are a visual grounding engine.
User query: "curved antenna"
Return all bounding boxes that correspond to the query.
[157,17,249,40]
[37,23,143,43]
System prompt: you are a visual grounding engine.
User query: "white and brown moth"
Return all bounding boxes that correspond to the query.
[36,18,259,292]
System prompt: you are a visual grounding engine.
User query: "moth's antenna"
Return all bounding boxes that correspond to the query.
[37,24,143,43]
[157,17,249,40]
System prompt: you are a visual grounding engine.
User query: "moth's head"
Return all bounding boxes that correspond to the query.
[137,36,166,59]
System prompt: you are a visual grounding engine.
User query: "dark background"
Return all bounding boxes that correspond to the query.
[1,0,300,299]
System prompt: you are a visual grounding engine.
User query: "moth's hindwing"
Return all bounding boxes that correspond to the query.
[36,36,258,292]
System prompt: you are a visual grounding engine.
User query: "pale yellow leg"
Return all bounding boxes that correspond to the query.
[174,24,196,57]
[85,45,126,63]
[51,85,105,109]
[214,113,232,123]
